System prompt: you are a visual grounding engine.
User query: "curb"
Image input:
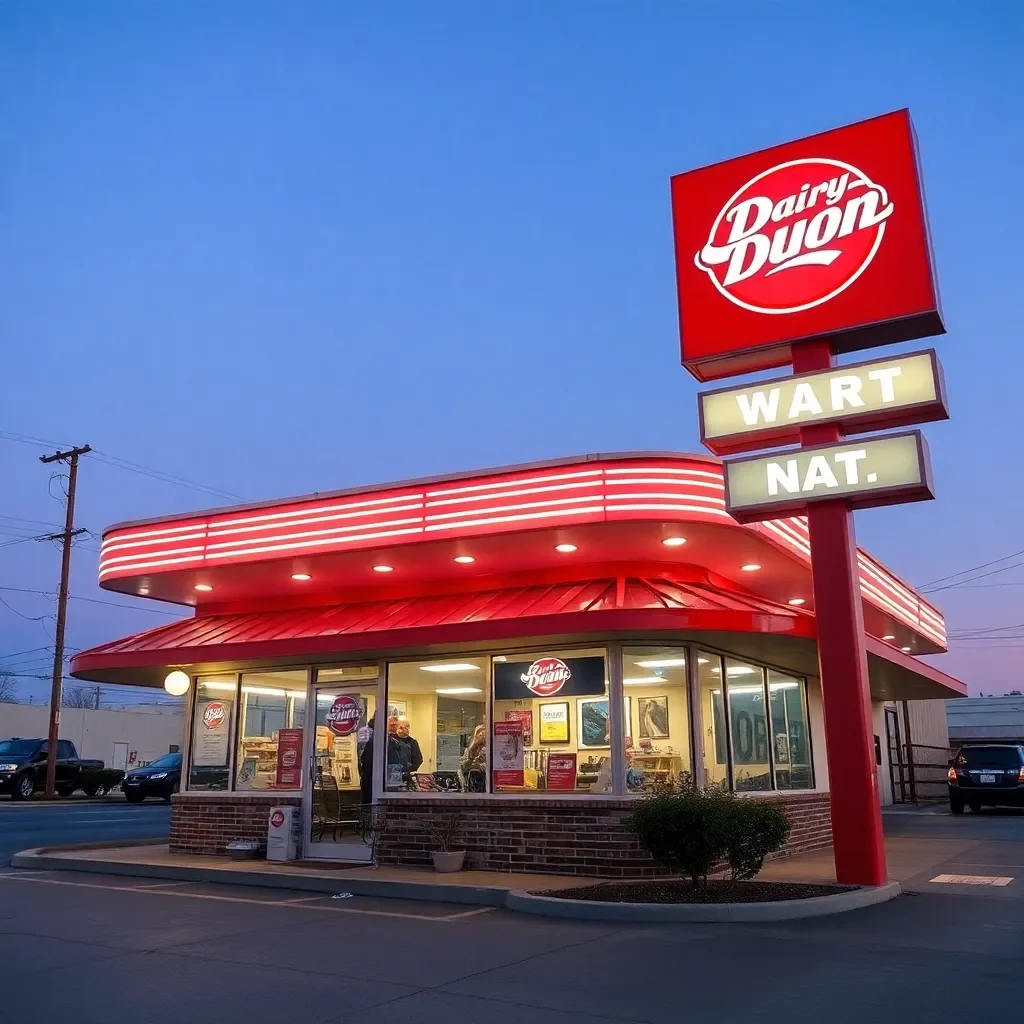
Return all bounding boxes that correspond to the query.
[505,881,903,922]
[9,847,509,907]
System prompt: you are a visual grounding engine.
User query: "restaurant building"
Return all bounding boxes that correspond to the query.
[71,452,966,876]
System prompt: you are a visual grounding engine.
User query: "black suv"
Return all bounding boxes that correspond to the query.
[947,744,1024,813]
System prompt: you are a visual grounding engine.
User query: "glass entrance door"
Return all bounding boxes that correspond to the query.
[305,671,379,860]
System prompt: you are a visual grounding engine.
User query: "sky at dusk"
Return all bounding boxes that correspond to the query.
[1,1,1022,702]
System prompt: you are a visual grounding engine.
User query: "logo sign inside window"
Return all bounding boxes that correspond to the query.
[325,695,362,737]
[521,658,572,697]
[202,702,226,729]
[695,159,893,315]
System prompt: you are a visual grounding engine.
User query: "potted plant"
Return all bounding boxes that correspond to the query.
[417,813,467,872]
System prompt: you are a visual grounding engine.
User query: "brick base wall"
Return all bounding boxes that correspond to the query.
[169,791,832,871]
[377,791,833,877]
[170,794,302,856]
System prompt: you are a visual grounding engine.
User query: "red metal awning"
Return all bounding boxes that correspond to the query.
[71,576,811,685]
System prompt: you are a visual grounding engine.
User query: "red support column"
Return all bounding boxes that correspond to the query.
[792,340,888,887]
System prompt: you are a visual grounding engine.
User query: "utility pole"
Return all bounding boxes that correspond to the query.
[39,444,91,799]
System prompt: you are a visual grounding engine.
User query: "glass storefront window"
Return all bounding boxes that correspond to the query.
[491,647,608,795]
[622,647,691,793]
[725,658,772,792]
[697,652,729,789]
[234,670,308,791]
[768,669,813,790]
[385,656,488,793]
[189,677,238,791]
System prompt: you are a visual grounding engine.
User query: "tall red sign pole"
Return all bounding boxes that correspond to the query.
[671,110,946,888]
[792,340,887,886]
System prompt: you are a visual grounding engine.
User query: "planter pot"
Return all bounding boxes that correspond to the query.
[432,850,466,873]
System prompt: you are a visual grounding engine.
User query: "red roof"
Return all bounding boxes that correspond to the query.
[71,575,811,682]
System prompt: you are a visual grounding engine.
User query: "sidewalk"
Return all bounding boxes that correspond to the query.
[12,841,596,906]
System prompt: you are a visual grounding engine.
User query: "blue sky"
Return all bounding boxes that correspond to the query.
[1,1,1022,700]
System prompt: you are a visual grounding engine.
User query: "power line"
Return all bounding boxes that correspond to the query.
[0,584,182,617]
[919,548,1024,591]
[0,594,52,622]
[0,431,243,502]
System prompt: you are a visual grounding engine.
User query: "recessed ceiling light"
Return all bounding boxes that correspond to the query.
[138,587,150,596]
[435,687,483,695]
[883,635,896,641]
[788,598,805,606]
[194,583,213,592]
[901,646,912,653]
[662,537,687,548]
[555,543,577,553]
[420,663,480,673]
[740,564,761,572]
[698,657,710,664]
[453,555,475,564]
[624,676,666,685]
[291,573,311,581]
[635,658,687,668]
[372,564,393,573]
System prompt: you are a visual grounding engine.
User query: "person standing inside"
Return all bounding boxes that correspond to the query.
[396,719,423,778]
[358,714,376,805]
[460,723,487,792]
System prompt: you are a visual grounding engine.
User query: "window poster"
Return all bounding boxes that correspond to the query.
[539,702,570,744]
[546,753,578,790]
[492,720,525,787]
[275,728,304,788]
[503,709,533,745]
[193,696,232,767]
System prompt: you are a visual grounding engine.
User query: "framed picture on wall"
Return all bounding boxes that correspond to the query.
[538,702,570,744]
[578,697,610,748]
[388,700,407,719]
[578,696,632,749]
[638,695,670,740]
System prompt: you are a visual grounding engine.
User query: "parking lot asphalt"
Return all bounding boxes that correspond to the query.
[0,799,171,866]
[2,805,1024,1024]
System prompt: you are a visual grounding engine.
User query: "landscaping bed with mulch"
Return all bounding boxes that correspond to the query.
[537,879,856,904]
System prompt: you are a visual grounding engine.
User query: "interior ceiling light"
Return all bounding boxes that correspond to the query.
[194,583,213,592]
[662,537,687,547]
[372,564,394,573]
[902,646,912,653]
[453,555,475,564]
[624,676,666,686]
[493,655,507,662]
[242,686,288,697]
[635,658,687,668]
[138,587,150,596]
[740,564,761,572]
[291,573,312,581]
[788,598,805,606]
[435,687,483,695]
[420,663,480,673]
[555,543,578,553]
[882,635,896,641]
[698,657,710,664]
[711,666,758,677]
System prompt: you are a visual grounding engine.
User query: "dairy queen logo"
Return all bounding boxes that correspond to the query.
[325,695,362,737]
[521,658,572,697]
[201,702,226,729]
[695,158,894,315]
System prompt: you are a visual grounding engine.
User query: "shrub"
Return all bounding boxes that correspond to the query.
[627,787,735,885]
[724,799,791,880]
[628,788,792,885]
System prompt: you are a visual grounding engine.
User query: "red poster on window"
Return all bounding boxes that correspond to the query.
[492,721,525,787]
[275,728,304,788]
[546,753,577,791]
[503,709,533,746]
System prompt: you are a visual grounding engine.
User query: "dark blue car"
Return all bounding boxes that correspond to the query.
[121,752,182,802]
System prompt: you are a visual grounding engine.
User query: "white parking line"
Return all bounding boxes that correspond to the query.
[0,874,480,921]
[929,873,1014,886]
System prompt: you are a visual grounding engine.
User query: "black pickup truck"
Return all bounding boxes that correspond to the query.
[0,738,105,800]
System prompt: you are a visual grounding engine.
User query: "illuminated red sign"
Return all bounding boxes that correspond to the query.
[672,110,943,381]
